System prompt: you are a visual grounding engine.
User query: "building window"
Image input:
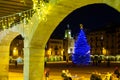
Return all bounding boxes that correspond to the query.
[55,51,57,55]
[59,46,61,49]
[54,46,58,50]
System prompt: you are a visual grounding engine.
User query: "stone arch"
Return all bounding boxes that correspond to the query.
[0,23,26,80]
[0,30,20,80]
[10,34,24,58]
[24,0,120,80]
[27,0,120,80]
[0,0,120,80]
[29,0,120,48]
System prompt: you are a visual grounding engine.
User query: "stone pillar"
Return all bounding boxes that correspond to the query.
[0,46,9,80]
[24,47,45,80]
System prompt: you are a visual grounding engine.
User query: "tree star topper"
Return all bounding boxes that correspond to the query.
[80,24,83,29]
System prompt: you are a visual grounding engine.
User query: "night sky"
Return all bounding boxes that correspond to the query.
[50,3,120,39]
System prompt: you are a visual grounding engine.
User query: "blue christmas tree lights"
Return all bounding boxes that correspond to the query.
[72,24,91,65]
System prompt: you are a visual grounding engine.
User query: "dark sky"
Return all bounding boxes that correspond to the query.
[50,3,120,39]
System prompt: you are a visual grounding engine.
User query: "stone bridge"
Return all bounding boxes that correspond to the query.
[0,0,120,80]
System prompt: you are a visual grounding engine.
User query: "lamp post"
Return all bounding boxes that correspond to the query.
[102,47,106,55]
[13,47,18,57]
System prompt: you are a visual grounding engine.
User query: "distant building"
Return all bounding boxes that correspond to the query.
[116,27,120,55]
[87,26,120,56]
[63,24,74,61]
[45,24,75,62]
[64,24,72,39]
[10,25,120,62]
[45,39,64,61]
[87,31,105,55]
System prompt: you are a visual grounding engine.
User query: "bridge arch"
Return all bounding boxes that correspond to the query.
[28,0,120,80]
[30,0,120,49]
[0,0,120,80]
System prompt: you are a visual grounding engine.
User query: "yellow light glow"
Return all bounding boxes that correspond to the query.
[48,48,52,56]
[61,49,64,55]
[32,0,52,22]
[102,47,106,55]
[13,47,18,56]
[3,25,6,29]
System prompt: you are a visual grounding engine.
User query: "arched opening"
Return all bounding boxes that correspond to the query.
[44,3,120,79]
[9,34,24,80]
[4,1,120,80]
[9,35,24,59]
[47,3,120,61]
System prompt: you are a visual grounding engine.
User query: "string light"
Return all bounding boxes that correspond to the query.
[0,0,54,41]
[20,0,26,6]
[0,9,35,42]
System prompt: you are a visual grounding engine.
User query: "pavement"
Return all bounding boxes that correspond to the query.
[9,61,120,80]
[9,72,23,80]
[9,72,90,80]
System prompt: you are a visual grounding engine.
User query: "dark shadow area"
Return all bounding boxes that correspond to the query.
[50,3,120,39]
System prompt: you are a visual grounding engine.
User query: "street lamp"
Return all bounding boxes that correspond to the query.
[47,48,51,56]
[102,47,106,55]
[13,47,18,57]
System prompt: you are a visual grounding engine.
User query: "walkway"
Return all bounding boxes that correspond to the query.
[9,72,23,80]
[9,61,120,80]
[9,72,90,80]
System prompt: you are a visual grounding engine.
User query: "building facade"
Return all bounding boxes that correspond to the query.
[45,39,64,61]
[87,31,105,55]
[10,25,120,62]
[87,26,120,57]
[45,25,75,62]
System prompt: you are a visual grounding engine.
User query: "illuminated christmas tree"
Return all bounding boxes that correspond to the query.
[72,24,91,65]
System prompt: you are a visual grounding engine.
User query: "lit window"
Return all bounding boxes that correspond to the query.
[68,31,71,34]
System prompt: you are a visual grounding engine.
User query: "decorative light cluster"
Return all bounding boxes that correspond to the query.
[0,0,53,31]
[0,0,54,42]
[0,9,35,42]
[0,9,35,31]
[34,0,51,21]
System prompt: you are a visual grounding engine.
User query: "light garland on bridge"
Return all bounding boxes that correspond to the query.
[0,9,35,31]
[0,9,35,42]
[34,0,50,21]
[0,0,50,31]
[0,0,51,41]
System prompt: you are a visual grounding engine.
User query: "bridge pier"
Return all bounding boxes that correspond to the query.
[0,46,9,80]
[24,47,45,80]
